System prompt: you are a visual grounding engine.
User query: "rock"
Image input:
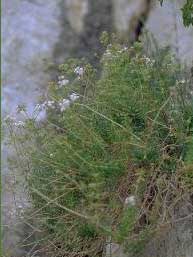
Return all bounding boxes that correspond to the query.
[145,0,193,66]
[112,0,193,66]
[141,198,193,257]
[65,0,88,34]
[112,0,144,33]
[104,237,128,257]
[124,195,136,207]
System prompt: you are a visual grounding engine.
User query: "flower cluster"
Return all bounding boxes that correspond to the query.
[74,66,84,77]
[104,49,112,57]
[142,55,155,66]
[58,75,69,88]
[69,92,79,101]
[59,93,80,112]
[4,114,16,123]
[118,46,128,53]
[14,121,25,127]
[41,100,55,109]
[59,99,71,112]
[4,115,25,127]
[176,79,186,84]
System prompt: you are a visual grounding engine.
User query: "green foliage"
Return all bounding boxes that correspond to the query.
[116,207,138,243]
[185,136,193,164]
[181,0,193,27]
[182,135,193,189]
[9,40,193,256]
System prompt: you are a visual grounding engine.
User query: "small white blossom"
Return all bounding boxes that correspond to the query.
[58,79,69,88]
[118,47,128,53]
[176,79,186,84]
[4,115,16,123]
[180,79,186,84]
[74,66,84,76]
[124,195,136,207]
[14,121,25,127]
[58,75,65,80]
[50,153,54,158]
[142,56,155,66]
[70,93,79,102]
[47,100,55,107]
[104,49,111,56]
[59,99,71,112]
[144,56,151,64]
[42,100,55,109]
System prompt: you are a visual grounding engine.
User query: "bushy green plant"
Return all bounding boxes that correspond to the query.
[8,40,193,256]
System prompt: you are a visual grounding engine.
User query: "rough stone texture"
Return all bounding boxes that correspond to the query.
[112,0,193,66]
[141,199,193,257]
[105,241,127,257]
[2,1,63,255]
[145,0,193,67]
[112,0,145,33]
[104,199,193,257]
[65,0,88,34]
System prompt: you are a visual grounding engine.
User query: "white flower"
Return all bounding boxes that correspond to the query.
[70,93,79,102]
[104,49,111,56]
[50,153,54,158]
[118,47,128,53]
[142,56,155,66]
[144,56,151,64]
[176,79,186,84]
[180,79,186,84]
[42,100,55,109]
[74,66,84,76]
[124,195,136,207]
[58,75,65,80]
[14,121,25,127]
[4,115,16,123]
[47,100,55,107]
[58,79,69,88]
[59,99,71,112]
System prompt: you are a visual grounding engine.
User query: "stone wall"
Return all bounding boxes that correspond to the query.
[65,0,193,66]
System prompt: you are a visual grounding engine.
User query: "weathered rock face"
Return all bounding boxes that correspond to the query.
[145,0,193,67]
[2,1,63,255]
[104,199,193,257]
[113,0,144,33]
[65,0,88,34]
[112,0,193,66]
[112,0,151,42]
[141,199,193,257]
[2,0,113,256]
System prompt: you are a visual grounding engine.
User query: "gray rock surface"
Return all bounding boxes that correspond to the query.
[145,0,193,67]
[142,199,193,257]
